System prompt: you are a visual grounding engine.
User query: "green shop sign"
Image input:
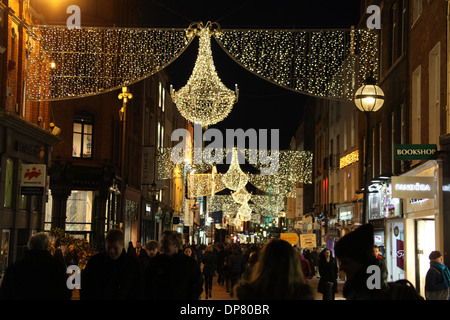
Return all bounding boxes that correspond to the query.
[394,144,438,160]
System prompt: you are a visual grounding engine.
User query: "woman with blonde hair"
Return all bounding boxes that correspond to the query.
[234,239,314,300]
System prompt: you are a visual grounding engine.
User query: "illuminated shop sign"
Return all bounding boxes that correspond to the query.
[340,150,359,169]
[394,144,437,160]
[391,176,436,199]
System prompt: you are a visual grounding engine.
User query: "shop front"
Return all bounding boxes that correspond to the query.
[367,179,403,280]
[392,160,442,297]
[0,112,60,271]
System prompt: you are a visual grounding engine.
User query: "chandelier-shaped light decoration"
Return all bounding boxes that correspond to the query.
[170,22,239,127]
[221,148,249,191]
[231,187,251,204]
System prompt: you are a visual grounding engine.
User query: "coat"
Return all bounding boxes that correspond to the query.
[80,249,144,300]
[0,250,71,300]
[144,252,203,300]
[202,251,217,276]
[318,256,338,294]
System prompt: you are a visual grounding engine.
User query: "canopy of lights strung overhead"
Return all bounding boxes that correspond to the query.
[25,22,376,228]
[158,146,313,226]
[26,23,378,102]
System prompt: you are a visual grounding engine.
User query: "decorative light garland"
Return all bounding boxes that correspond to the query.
[214,28,378,101]
[27,24,378,102]
[26,26,193,101]
[170,22,239,127]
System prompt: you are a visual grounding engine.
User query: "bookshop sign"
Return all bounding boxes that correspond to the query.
[394,144,437,160]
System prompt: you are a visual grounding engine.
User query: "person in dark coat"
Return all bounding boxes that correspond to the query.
[80,229,144,300]
[202,245,217,299]
[335,224,388,300]
[215,244,226,285]
[317,248,338,300]
[144,230,203,300]
[228,245,243,297]
[0,232,71,300]
[235,239,314,300]
[425,250,450,300]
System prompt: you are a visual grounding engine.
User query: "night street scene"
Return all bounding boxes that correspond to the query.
[0,0,448,317]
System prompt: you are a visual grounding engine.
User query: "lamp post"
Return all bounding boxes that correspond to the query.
[354,74,385,224]
[147,181,160,239]
[118,86,133,224]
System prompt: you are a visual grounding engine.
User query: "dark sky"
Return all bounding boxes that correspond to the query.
[142,0,363,149]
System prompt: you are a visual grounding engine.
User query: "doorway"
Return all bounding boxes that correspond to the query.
[415,219,435,296]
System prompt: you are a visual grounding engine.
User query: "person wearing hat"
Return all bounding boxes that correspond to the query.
[334,224,388,300]
[425,250,450,300]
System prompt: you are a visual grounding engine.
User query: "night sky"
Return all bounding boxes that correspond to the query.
[141,0,363,149]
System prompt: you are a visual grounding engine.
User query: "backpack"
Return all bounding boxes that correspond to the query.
[384,279,424,300]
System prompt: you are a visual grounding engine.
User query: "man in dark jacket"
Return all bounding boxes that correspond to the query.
[227,245,243,297]
[80,228,144,299]
[144,230,203,300]
[0,232,71,300]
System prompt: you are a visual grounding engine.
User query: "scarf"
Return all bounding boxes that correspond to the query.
[430,261,450,288]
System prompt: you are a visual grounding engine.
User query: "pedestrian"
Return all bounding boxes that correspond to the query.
[297,247,312,283]
[234,239,314,300]
[241,250,259,281]
[312,247,320,277]
[0,232,71,300]
[227,245,243,297]
[144,230,203,300]
[335,224,388,300]
[216,244,226,285]
[425,250,450,300]
[317,248,338,300]
[202,244,217,299]
[183,245,198,263]
[80,229,144,299]
[136,241,148,260]
[139,240,159,268]
[223,245,232,293]
[127,241,137,259]
[144,240,160,258]
[374,245,388,277]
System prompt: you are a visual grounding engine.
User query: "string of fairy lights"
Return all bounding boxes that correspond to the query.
[170,22,239,127]
[214,27,378,101]
[26,23,378,102]
[25,22,378,228]
[26,26,193,101]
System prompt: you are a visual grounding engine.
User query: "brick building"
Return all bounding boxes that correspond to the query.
[0,0,59,274]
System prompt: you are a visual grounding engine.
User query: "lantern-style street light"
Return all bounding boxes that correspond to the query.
[118,86,133,223]
[354,74,385,224]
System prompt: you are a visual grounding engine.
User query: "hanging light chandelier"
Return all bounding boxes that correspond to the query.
[170,22,239,127]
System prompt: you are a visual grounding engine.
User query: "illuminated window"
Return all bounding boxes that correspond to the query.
[73,112,94,158]
[3,159,13,208]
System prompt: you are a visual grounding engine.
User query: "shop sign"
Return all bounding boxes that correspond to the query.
[394,144,438,160]
[20,164,46,195]
[300,233,317,248]
[391,176,436,199]
[280,233,299,245]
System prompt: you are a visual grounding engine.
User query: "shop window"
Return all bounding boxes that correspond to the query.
[73,112,94,158]
[3,159,13,208]
[65,190,93,232]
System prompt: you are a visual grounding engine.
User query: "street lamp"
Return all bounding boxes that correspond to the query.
[118,86,132,224]
[354,74,385,224]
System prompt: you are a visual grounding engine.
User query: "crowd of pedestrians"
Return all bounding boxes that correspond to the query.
[1,224,449,300]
